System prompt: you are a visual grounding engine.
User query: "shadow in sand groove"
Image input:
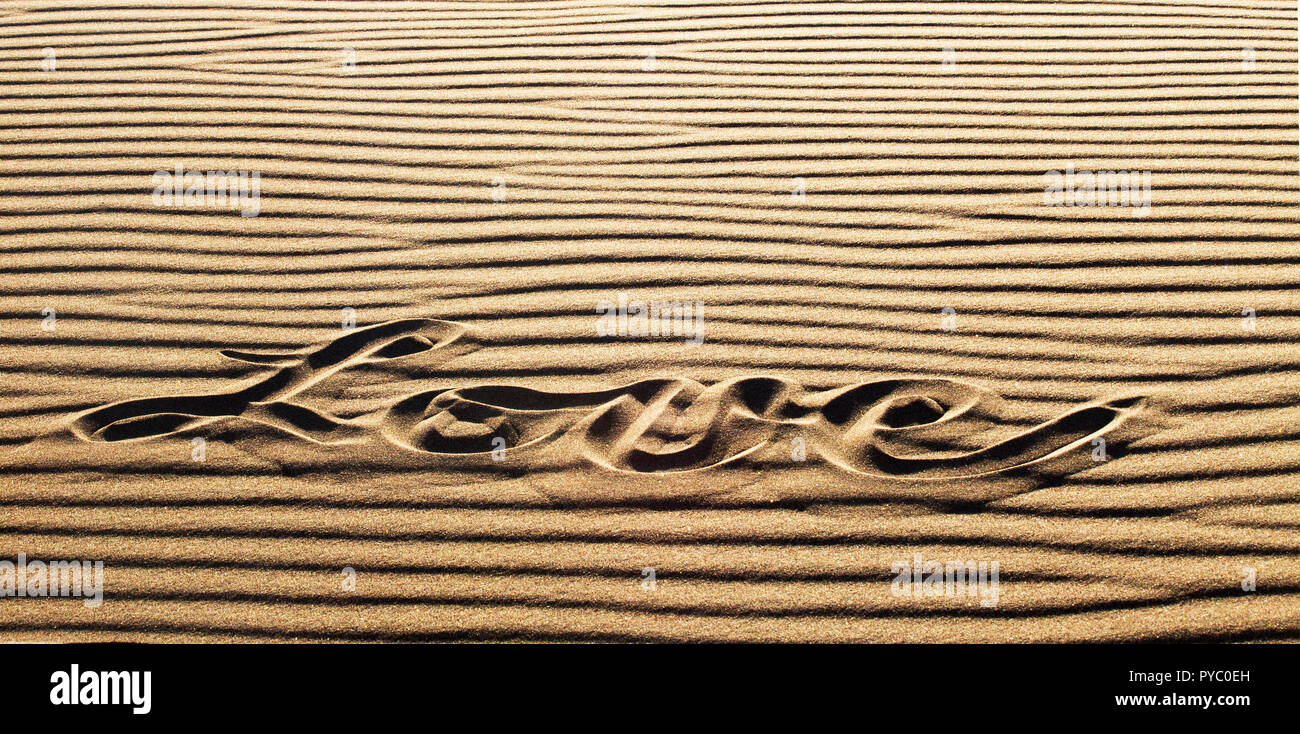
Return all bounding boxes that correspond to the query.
[60,319,1154,505]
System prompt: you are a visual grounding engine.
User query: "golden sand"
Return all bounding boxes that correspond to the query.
[0,0,1297,641]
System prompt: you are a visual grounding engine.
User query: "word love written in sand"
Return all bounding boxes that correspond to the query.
[69,319,1148,498]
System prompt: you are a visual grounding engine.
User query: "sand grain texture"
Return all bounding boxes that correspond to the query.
[0,0,1297,642]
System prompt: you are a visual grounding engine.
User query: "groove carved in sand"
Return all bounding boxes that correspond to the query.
[64,319,1151,501]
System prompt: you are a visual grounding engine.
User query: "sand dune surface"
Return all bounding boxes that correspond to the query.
[0,0,1297,642]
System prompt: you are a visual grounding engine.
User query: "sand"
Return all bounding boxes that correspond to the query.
[0,0,1297,642]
